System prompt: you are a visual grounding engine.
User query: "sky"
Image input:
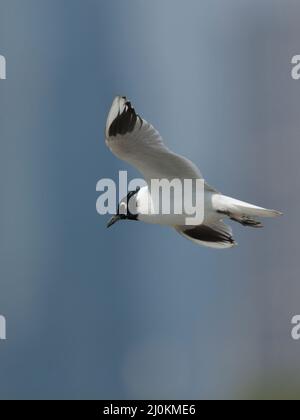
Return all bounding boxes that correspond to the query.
[0,0,299,399]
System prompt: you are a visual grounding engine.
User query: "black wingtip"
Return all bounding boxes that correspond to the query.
[108,97,142,137]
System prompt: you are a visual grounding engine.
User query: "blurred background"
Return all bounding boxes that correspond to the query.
[0,0,299,400]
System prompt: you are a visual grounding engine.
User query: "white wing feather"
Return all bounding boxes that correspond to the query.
[105,96,206,186]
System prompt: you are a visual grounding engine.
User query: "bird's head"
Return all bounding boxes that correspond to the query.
[107,187,140,228]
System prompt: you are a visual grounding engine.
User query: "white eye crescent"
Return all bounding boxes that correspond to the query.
[119,202,127,215]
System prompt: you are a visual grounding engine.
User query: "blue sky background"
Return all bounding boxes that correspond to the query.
[0,0,299,399]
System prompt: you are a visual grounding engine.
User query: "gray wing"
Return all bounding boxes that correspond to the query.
[105,96,216,190]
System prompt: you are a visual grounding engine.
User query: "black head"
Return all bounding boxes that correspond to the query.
[107,187,140,228]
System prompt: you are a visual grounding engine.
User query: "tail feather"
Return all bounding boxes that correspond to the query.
[213,194,282,222]
[229,215,264,228]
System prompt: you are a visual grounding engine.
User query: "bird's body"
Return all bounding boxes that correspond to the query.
[105,96,281,249]
[134,185,214,226]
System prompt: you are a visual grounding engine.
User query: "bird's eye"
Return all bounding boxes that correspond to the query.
[119,202,127,215]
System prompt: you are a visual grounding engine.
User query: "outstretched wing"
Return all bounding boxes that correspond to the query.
[175,220,237,249]
[105,96,205,185]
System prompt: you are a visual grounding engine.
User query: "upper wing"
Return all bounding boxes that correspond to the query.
[105,96,205,185]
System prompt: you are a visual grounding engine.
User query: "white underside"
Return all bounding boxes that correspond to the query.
[134,186,281,249]
[136,186,281,226]
[136,186,218,226]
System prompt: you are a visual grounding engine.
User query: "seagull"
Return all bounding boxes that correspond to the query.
[105,96,282,249]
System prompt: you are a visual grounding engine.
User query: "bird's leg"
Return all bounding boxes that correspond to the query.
[217,210,263,228]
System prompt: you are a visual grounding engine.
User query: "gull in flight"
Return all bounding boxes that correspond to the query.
[105,96,282,249]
